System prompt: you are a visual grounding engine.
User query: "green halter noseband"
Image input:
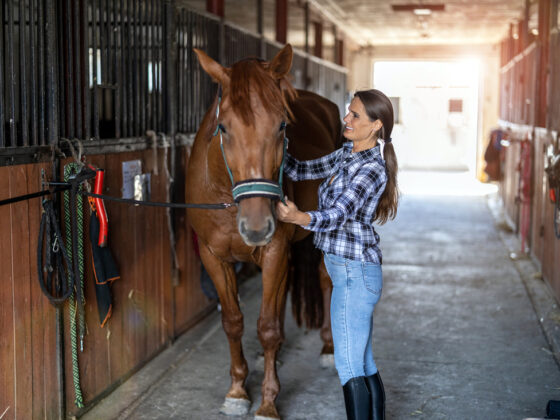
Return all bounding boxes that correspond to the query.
[213,88,288,204]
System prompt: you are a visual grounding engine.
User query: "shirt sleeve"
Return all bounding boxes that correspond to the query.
[303,163,387,232]
[284,150,341,181]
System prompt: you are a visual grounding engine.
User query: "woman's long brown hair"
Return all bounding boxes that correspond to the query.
[355,89,399,224]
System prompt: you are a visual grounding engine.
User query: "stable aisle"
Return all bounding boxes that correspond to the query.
[83,173,560,420]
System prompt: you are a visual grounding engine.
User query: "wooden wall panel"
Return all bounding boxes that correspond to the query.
[27,162,59,420]
[0,165,15,420]
[530,134,546,263]
[0,148,214,418]
[501,141,521,229]
[11,165,33,420]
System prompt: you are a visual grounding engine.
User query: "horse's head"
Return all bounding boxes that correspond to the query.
[194,45,296,246]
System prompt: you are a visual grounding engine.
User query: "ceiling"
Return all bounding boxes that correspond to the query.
[181,0,528,48]
[308,0,527,46]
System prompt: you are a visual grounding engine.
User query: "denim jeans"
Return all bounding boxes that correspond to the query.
[323,252,383,386]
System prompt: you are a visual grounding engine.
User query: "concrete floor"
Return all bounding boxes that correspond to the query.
[83,171,560,420]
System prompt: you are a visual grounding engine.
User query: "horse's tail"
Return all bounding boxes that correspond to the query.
[289,234,324,329]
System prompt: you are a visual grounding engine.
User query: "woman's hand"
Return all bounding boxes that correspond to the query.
[276,198,311,227]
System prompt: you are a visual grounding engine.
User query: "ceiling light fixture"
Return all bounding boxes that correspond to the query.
[391,4,445,13]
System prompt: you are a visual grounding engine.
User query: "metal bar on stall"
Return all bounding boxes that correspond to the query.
[113,0,120,138]
[73,0,83,139]
[105,0,111,88]
[150,0,156,130]
[127,0,133,136]
[92,0,100,139]
[155,1,161,132]
[45,0,59,145]
[82,0,91,140]
[99,0,107,128]
[37,0,45,145]
[99,0,106,89]
[120,0,127,137]
[65,0,75,137]
[188,10,193,132]
[163,0,176,135]
[20,0,29,146]
[178,10,184,132]
[7,0,17,146]
[29,0,39,146]
[133,0,140,135]
[140,0,146,135]
[0,0,5,148]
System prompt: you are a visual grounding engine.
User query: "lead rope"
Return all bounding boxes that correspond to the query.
[63,163,85,408]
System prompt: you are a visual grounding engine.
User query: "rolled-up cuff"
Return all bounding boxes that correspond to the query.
[301,211,319,230]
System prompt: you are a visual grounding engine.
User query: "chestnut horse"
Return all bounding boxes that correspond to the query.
[186,45,341,419]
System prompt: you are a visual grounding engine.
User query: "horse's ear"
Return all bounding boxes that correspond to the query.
[193,48,230,85]
[269,44,293,79]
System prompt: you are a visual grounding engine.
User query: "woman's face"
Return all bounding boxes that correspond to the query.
[343,97,381,142]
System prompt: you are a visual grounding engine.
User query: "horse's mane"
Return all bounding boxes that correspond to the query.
[229,58,297,126]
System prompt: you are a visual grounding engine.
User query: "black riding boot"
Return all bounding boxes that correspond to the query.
[342,376,371,420]
[364,372,385,420]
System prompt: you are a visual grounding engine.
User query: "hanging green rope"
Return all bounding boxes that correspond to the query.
[64,163,85,409]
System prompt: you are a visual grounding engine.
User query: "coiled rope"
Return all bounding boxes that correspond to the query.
[64,163,86,408]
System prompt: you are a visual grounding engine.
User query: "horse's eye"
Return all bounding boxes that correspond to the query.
[218,123,227,134]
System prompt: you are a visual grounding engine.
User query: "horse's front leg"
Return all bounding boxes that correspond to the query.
[199,244,251,416]
[255,244,290,419]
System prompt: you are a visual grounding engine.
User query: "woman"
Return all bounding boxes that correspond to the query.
[276,89,398,420]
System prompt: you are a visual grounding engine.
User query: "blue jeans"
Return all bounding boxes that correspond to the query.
[323,252,383,386]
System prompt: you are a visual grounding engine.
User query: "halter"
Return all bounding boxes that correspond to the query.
[213,87,288,204]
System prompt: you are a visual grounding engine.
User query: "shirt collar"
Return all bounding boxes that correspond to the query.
[342,142,382,160]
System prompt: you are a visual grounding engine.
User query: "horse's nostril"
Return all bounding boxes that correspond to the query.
[239,221,247,236]
[267,218,274,234]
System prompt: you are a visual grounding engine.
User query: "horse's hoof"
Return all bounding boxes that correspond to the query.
[255,406,280,420]
[319,353,335,368]
[220,397,251,416]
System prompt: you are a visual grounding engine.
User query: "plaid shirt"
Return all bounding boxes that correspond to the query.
[284,142,387,263]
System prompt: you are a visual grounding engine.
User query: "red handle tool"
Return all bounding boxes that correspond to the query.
[88,165,108,247]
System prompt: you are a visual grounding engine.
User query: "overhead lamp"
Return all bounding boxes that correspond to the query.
[413,8,432,15]
[391,4,445,13]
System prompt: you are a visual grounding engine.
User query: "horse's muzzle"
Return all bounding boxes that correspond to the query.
[238,215,276,246]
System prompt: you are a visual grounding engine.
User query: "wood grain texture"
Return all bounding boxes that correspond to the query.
[0,150,214,416]
[11,164,33,420]
[0,166,15,420]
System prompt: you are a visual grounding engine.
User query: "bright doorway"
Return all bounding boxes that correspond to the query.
[374,60,480,173]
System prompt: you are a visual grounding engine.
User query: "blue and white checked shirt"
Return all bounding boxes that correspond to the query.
[284,142,387,263]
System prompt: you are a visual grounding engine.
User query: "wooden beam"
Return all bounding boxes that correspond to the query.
[537,0,551,127]
[206,0,224,18]
[276,0,288,44]
[304,1,310,54]
[314,21,323,58]
[336,38,344,66]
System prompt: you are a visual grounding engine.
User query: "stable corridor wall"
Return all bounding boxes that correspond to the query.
[0,146,211,419]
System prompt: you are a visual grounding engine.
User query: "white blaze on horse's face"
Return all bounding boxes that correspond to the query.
[194,45,294,247]
[227,111,285,246]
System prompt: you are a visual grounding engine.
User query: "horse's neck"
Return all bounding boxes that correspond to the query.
[192,134,231,192]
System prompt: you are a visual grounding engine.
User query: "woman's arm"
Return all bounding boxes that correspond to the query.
[278,163,387,231]
[284,149,341,181]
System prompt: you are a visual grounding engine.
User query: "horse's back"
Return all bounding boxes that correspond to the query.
[287,90,342,162]
[285,90,342,238]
